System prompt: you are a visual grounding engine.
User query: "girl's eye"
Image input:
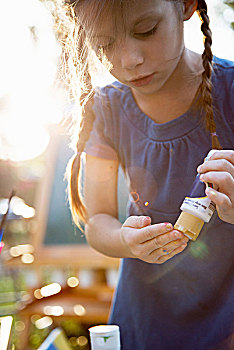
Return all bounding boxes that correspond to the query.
[96,38,115,52]
[135,25,158,38]
[98,42,114,52]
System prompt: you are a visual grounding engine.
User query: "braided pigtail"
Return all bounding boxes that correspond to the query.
[67,99,95,228]
[68,39,96,228]
[55,3,96,229]
[196,0,222,150]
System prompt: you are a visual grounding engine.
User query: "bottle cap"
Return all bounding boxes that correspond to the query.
[89,325,120,350]
[174,211,204,241]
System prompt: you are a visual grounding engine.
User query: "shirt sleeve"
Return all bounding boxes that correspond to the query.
[84,89,119,160]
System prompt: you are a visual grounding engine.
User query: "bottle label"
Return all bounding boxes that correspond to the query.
[181,196,215,222]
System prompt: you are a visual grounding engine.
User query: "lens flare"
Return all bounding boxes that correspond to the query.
[130,192,139,203]
[0,0,64,162]
[189,241,209,259]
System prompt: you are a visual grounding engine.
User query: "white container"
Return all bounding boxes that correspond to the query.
[89,325,121,350]
[174,150,216,241]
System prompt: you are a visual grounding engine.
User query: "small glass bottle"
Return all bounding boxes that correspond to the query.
[89,325,121,350]
[174,150,216,241]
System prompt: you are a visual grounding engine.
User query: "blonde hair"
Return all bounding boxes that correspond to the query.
[54,0,222,228]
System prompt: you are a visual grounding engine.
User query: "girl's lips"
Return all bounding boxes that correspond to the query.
[128,73,155,87]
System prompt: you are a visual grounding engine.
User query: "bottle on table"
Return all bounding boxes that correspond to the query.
[89,325,121,350]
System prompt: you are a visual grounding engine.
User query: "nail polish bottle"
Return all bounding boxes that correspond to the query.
[174,150,216,241]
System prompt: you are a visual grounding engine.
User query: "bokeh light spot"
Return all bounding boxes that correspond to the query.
[31,314,41,324]
[34,289,43,299]
[67,276,79,288]
[43,305,64,316]
[21,253,34,264]
[77,336,88,346]
[15,321,25,332]
[69,337,77,346]
[9,246,21,257]
[35,316,53,330]
[73,304,86,316]
[40,283,61,297]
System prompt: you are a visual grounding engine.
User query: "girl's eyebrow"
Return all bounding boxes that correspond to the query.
[90,34,114,44]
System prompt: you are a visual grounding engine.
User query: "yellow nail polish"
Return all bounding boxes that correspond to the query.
[166,223,172,229]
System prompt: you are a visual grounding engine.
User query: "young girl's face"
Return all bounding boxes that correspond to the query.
[88,0,185,95]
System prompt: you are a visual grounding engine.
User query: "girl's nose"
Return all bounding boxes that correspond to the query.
[120,38,144,70]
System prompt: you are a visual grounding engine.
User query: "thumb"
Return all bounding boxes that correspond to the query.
[123,216,151,229]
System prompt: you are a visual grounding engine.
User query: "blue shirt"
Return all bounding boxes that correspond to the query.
[85,56,234,350]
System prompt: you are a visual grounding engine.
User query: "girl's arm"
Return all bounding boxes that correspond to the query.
[197,150,234,225]
[84,154,189,264]
[84,154,129,257]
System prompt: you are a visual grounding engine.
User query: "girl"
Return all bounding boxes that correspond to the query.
[60,0,234,349]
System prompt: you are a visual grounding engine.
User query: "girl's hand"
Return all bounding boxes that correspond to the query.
[197,150,234,224]
[120,216,189,264]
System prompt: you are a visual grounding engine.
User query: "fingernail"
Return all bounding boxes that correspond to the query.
[145,216,151,223]
[141,216,150,226]
[207,189,217,196]
[197,165,202,173]
[165,223,172,230]
[200,174,204,181]
[175,231,183,239]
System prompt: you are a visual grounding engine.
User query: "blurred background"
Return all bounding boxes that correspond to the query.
[0,0,233,349]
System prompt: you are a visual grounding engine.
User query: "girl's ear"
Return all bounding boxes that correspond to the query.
[183,0,198,21]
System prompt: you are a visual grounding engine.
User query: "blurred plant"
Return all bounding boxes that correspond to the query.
[29,322,51,349]
[224,1,234,29]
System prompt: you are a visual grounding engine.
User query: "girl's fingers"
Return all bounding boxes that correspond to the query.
[205,187,234,224]
[139,224,184,244]
[200,171,234,197]
[122,216,188,264]
[205,187,232,209]
[197,159,234,178]
[210,150,234,166]
[154,243,188,264]
[162,236,189,252]
[142,234,188,254]
[123,217,182,244]
[123,215,152,229]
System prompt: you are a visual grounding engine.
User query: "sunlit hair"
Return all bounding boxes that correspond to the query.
[54,0,222,228]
